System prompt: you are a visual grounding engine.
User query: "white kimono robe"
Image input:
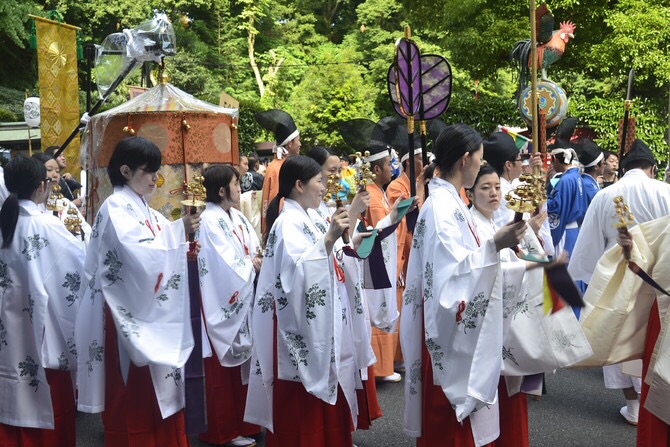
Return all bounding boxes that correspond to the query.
[309,202,376,382]
[75,186,194,419]
[198,203,259,368]
[576,215,670,423]
[568,169,670,284]
[0,200,85,428]
[245,199,358,432]
[40,197,91,248]
[568,169,670,387]
[364,199,399,334]
[472,208,592,382]
[400,177,502,445]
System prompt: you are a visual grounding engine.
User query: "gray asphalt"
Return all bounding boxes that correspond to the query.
[76,367,638,446]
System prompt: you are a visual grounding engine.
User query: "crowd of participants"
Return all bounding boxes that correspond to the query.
[0,110,669,447]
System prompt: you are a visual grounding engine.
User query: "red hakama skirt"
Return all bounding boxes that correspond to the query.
[198,353,259,444]
[637,301,670,447]
[102,307,189,447]
[0,369,76,447]
[356,365,383,430]
[418,343,528,447]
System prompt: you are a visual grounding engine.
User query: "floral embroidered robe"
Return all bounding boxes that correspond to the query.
[473,208,592,381]
[40,197,91,248]
[309,201,376,382]
[400,177,503,445]
[244,199,356,432]
[75,186,194,419]
[0,200,85,428]
[198,203,259,368]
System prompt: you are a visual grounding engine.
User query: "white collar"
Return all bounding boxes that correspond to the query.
[19,199,44,215]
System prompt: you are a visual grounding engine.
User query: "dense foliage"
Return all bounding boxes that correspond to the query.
[1,0,670,162]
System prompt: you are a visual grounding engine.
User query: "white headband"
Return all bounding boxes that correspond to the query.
[550,148,578,165]
[584,151,604,168]
[401,147,423,163]
[274,129,300,159]
[363,148,391,163]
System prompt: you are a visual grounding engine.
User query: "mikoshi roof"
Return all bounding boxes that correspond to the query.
[81,82,238,163]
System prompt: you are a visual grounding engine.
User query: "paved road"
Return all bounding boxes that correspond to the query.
[76,367,638,446]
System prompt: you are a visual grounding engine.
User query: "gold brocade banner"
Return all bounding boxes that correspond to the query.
[34,16,81,174]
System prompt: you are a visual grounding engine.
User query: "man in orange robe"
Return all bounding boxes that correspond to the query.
[255,109,301,234]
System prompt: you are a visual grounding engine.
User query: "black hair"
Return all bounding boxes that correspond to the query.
[32,152,54,164]
[306,146,336,167]
[466,163,499,192]
[434,124,482,176]
[44,145,61,157]
[248,154,259,171]
[622,158,655,172]
[263,155,321,245]
[203,164,240,203]
[107,137,162,187]
[1,156,47,248]
[603,150,618,162]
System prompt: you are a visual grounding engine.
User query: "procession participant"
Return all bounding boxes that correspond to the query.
[197,164,261,447]
[240,154,264,193]
[466,163,592,446]
[575,139,604,207]
[386,132,423,372]
[305,146,378,431]
[244,155,355,446]
[255,109,301,234]
[44,146,83,205]
[32,152,91,246]
[400,124,526,447]
[359,123,401,383]
[75,136,201,447]
[601,151,619,187]
[614,219,670,446]
[569,139,670,427]
[546,143,586,257]
[483,131,553,257]
[0,155,85,447]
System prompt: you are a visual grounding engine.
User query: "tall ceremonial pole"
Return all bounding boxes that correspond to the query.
[618,69,635,178]
[530,0,539,176]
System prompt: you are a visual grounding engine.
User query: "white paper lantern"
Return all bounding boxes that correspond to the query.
[24,97,41,128]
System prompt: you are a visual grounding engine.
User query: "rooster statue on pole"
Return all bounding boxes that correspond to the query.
[512,3,575,91]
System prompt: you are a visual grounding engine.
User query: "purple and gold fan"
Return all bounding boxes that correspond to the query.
[388,26,452,197]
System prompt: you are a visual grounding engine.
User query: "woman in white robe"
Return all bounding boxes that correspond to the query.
[74,136,200,447]
[306,146,379,429]
[465,163,592,446]
[0,155,85,446]
[197,164,261,447]
[400,124,527,447]
[244,155,356,447]
[33,152,91,248]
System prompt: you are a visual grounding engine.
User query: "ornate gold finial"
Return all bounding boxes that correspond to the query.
[613,196,634,228]
[63,206,83,237]
[505,172,546,214]
[180,174,206,208]
[355,151,376,190]
[324,173,343,203]
[46,183,65,212]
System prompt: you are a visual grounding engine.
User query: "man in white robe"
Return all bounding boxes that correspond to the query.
[569,139,670,425]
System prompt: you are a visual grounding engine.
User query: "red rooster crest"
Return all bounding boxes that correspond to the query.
[511,4,576,91]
